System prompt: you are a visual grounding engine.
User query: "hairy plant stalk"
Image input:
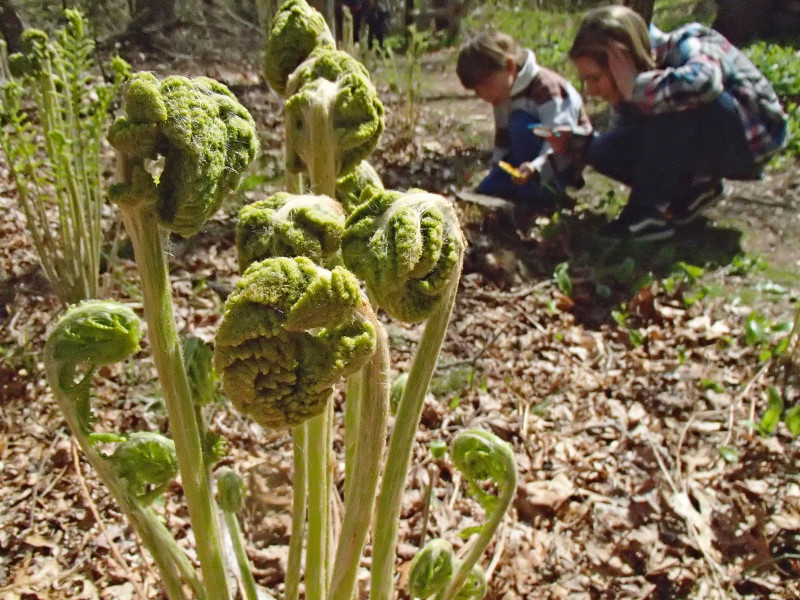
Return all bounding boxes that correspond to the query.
[305,408,331,600]
[370,268,463,600]
[306,80,339,196]
[330,312,389,600]
[285,425,307,600]
[344,370,363,501]
[115,157,230,600]
[43,303,205,600]
[222,511,259,600]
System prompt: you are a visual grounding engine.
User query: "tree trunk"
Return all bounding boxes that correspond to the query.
[128,0,177,31]
[713,0,774,44]
[0,0,24,53]
[624,0,655,24]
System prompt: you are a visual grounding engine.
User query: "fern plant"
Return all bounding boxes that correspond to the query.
[0,10,129,304]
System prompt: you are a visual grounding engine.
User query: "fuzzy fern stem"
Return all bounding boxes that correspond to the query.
[115,155,231,600]
[370,268,463,600]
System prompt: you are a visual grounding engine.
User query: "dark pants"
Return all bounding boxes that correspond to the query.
[477,110,557,209]
[366,10,388,48]
[586,95,759,217]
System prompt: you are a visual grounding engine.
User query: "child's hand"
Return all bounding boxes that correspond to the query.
[514,162,537,185]
[607,42,638,100]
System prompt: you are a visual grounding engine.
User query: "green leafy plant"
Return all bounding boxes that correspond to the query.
[45,69,259,600]
[407,429,516,600]
[42,2,514,600]
[743,310,792,361]
[0,11,129,304]
[744,42,800,161]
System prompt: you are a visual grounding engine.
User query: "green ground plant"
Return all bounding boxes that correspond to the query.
[43,2,516,599]
[0,10,129,304]
[744,42,800,161]
[46,69,260,600]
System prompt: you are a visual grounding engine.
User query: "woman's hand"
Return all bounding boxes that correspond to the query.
[607,42,638,100]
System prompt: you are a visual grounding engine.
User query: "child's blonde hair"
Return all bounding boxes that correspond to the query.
[456,30,527,89]
[569,5,656,72]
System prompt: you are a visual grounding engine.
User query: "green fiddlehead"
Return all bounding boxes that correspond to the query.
[443,429,516,600]
[46,301,142,432]
[236,192,345,271]
[408,539,455,599]
[110,432,179,506]
[284,59,384,181]
[342,187,465,323]
[44,301,202,600]
[453,564,487,600]
[335,159,383,216]
[108,72,259,237]
[285,47,370,95]
[263,0,335,98]
[214,256,377,429]
[370,189,465,600]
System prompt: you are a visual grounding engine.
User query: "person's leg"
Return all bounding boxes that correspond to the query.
[506,110,562,208]
[476,165,517,198]
[585,114,642,186]
[691,94,759,180]
[505,110,544,166]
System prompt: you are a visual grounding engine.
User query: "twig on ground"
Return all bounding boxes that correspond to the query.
[435,327,503,372]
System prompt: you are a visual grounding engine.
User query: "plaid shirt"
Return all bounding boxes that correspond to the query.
[629,23,787,163]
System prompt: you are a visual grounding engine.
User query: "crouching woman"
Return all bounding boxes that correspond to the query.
[548,5,788,241]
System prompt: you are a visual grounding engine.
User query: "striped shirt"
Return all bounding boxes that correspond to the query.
[629,23,788,163]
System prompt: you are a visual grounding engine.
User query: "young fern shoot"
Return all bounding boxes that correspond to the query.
[0,11,129,303]
[108,72,258,600]
[341,186,466,600]
[44,301,205,600]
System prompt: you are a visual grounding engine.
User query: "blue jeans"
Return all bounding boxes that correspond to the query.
[477,110,558,208]
[586,95,759,216]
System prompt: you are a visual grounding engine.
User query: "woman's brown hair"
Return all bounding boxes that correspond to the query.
[569,5,656,72]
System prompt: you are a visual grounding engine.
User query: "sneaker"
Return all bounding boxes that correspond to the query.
[598,211,676,242]
[673,178,725,224]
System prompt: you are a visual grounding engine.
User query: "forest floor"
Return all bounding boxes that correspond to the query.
[1,13,800,600]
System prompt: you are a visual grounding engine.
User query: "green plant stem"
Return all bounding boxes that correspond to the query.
[370,268,463,600]
[305,81,338,197]
[285,425,307,600]
[441,469,516,600]
[115,156,230,600]
[305,408,331,600]
[46,380,201,600]
[344,369,363,502]
[299,78,341,600]
[330,311,389,600]
[222,510,259,600]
